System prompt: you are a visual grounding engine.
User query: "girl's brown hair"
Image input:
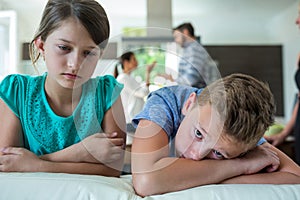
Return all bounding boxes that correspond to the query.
[29,0,110,68]
[113,51,134,78]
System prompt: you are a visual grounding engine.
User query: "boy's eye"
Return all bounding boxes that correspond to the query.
[213,150,224,159]
[194,129,203,139]
[238,151,248,158]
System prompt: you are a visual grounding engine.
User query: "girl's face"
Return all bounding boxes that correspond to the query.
[175,102,249,161]
[125,55,138,72]
[36,17,101,89]
[296,7,300,29]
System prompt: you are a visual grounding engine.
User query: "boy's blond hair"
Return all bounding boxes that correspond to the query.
[198,73,275,148]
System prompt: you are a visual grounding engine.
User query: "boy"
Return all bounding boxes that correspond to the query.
[131,73,300,196]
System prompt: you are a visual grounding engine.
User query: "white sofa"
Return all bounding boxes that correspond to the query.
[1,172,300,200]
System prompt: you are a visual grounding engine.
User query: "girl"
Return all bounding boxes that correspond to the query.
[0,0,126,177]
[114,51,156,124]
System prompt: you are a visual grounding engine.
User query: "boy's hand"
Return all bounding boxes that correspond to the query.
[238,144,280,174]
[80,132,124,164]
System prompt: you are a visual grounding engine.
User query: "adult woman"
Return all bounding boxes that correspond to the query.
[114,52,156,124]
[266,10,300,165]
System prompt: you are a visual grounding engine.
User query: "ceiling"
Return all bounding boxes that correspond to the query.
[0,0,298,44]
[1,0,297,20]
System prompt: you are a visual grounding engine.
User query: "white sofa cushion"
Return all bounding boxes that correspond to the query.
[1,172,300,200]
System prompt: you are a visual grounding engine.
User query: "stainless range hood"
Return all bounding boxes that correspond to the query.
[120,0,174,48]
[103,0,173,59]
[146,0,172,37]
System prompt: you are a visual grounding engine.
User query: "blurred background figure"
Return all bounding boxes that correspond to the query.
[160,22,218,88]
[265,9,300,165]
[114,51,156,127]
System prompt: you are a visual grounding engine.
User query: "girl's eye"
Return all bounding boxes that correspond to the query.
[194,129,203,139]
[84,50,97,57]
[84,51,92,56]
[58,45,71,51]
[213,150,224,159]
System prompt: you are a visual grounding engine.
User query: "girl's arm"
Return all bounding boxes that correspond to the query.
[0,146,122,176]
[145,61,156,86]
[0,99,23,151]
[41,97,126,175]
[0,98,126,176]
[99,96,126,175]
[131,120,280,197]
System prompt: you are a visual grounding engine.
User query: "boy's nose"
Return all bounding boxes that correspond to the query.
[185,150,200,160]
[185,145,210,161]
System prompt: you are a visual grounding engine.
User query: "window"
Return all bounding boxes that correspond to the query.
[0,10,17,81]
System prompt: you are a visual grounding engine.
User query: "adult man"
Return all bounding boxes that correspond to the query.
[171,23,219,88]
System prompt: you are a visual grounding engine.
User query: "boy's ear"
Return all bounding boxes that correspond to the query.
[34,37,45,56]
[182,92,197,115]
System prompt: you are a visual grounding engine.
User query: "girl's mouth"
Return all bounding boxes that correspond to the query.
[62,73,81,80]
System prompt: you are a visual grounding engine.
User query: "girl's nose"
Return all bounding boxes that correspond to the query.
[68,53,82,70]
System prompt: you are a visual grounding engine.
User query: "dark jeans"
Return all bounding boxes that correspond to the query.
[295,120,300,165]
[295,97,300,165]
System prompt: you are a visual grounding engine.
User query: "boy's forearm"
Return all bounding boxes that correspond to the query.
[221,171,300,184]
[223,144,300,184]
[133,157,245,196]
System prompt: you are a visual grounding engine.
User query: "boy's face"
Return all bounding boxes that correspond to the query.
[175,103,249,161]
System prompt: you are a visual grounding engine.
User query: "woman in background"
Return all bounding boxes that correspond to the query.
[114,51,156,125]
[266,9,300,165]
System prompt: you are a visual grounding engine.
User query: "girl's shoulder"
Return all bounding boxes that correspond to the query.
[0,74,44,91]
[89,74,115,83]
[1,74,28,85]
[89,75,123,89]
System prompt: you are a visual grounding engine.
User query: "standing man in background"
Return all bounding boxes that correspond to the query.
[162,23,219,88]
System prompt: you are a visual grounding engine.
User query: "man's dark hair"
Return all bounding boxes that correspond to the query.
[173,22,195,37]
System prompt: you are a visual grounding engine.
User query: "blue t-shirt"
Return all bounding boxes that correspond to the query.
[133,85,202,141]
[0,73,123,155]
[132,85,266,148]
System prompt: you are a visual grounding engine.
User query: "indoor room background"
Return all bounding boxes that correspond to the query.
[0,0,299,121]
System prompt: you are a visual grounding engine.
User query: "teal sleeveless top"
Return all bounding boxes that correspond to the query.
[0,73,123,155]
